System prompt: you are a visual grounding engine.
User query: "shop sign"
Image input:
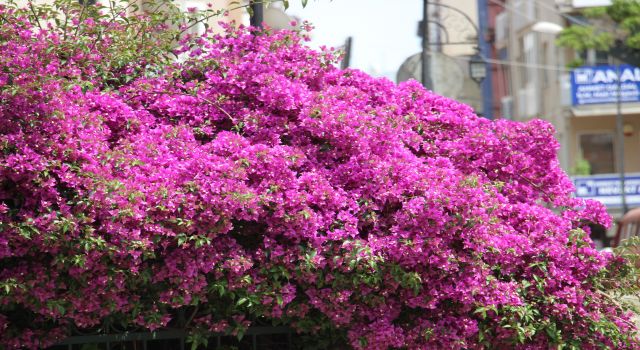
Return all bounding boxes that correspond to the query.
[571,65,640,105]
[573,174,640,207]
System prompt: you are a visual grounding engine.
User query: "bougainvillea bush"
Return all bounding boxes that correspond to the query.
[1,2,639,349]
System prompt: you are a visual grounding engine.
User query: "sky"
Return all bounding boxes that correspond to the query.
[282,0,423,81]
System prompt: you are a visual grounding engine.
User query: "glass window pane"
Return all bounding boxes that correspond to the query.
[579,133,615,174]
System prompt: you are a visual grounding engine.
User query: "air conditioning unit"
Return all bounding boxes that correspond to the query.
[516,86,539,118]
[495,12,508,44]
[517,89,527,117]
[501,96,513,119]
[525,85,539,116]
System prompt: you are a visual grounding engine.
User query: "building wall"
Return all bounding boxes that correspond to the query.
[500,0,571,169]
[10,0,244,34]
[499,0,640,220]
[190,0,245,34]
[135,0,246,34]
[417,0,484,113]
[569,114,640,174]
[556,0,640,183]
[436,0,479,57]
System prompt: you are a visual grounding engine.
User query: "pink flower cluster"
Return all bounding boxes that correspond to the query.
[0,6,637,350]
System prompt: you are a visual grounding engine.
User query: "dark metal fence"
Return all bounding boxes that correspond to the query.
[46,327,294,350]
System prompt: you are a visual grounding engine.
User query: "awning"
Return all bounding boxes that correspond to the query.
[571,103,640,117]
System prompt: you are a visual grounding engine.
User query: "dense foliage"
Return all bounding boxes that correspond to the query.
[1,1,639,349]
[557,0,640,66]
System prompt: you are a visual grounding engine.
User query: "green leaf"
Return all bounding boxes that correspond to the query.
[236,328,245,340]
[422,328,434,341]
[57,304,66,316]
[474,306,488,319]
[358,337,367,347]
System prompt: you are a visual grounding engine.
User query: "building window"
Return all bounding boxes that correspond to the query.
[501,96,513,119]
[579,133,615,174]
[518,32,537,87]
[495,11,508,43]
[579,49,610,66]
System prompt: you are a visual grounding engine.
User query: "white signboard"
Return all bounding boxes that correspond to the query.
[573,174,640,207]
[572,0,612,8]
[571,65,640,105]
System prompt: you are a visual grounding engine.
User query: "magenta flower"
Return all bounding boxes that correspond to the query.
[0,5,636,350]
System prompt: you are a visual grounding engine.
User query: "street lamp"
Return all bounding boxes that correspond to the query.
[531,21,563,35]
[469,52,487,84]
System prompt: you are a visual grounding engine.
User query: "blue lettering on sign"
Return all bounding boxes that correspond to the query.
[571,65,640,105]
[573,174,640,207]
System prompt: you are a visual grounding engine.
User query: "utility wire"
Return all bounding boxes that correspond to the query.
[455,55,571,72]
[419,1,575,72]
[422,49,569,71]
